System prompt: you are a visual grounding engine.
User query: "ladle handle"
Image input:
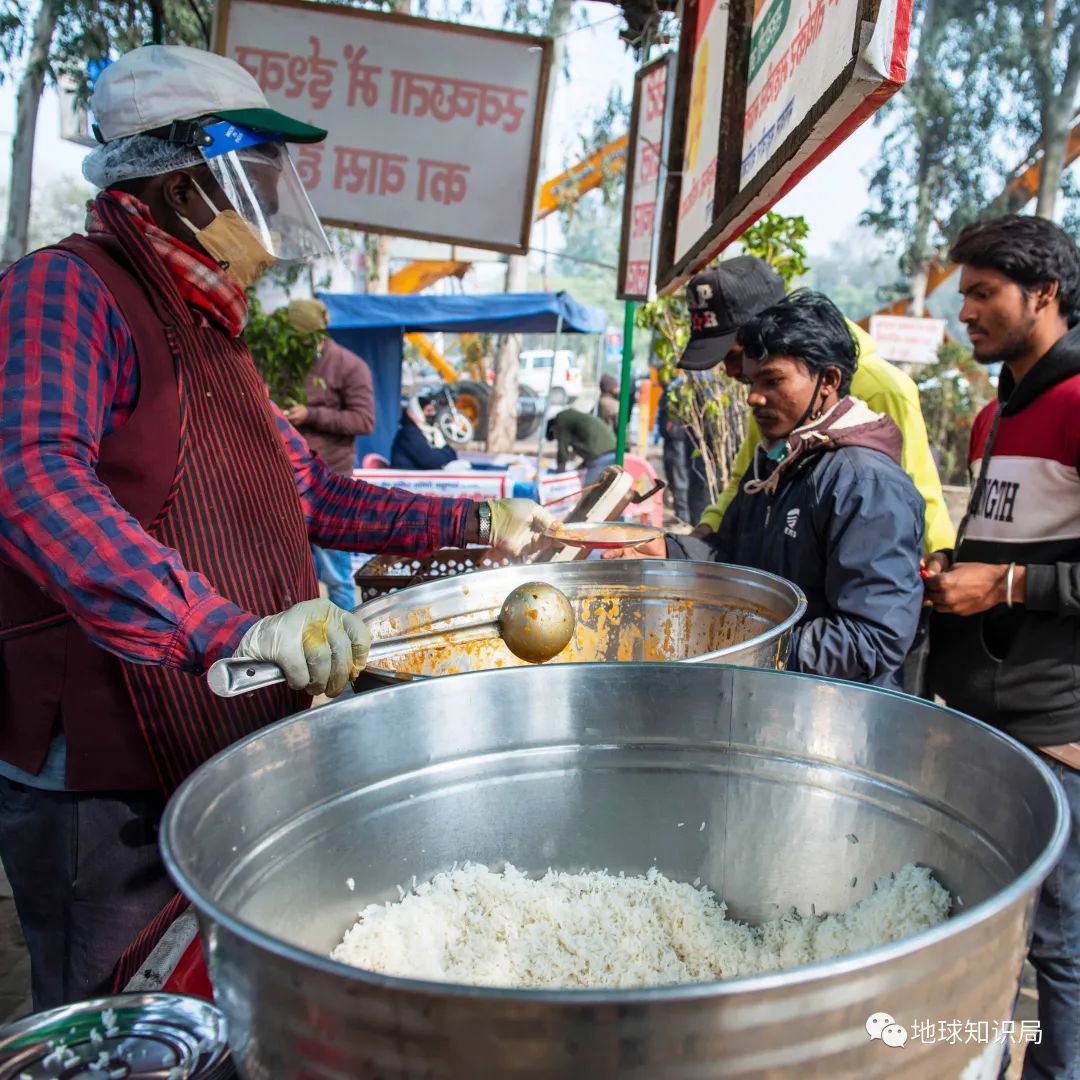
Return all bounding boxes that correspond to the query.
[207,619,500,698]
[207,658,285,697]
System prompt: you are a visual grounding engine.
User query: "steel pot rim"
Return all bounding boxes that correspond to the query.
[162,664,1069,1006]
[359,560,810,681]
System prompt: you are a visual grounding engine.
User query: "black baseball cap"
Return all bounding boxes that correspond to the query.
[678,256,786,371]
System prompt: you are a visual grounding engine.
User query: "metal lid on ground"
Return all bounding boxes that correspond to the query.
[0,992,233,1079]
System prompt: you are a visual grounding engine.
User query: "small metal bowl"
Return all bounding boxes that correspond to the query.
[0,992,233,1079]
[544,520,663,550]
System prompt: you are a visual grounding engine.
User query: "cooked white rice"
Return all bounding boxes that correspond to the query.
[331,862,950,989]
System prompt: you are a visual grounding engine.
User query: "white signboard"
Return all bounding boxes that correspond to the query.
[215,0,551,253]
[741,0,861,188]
[618,55,674,301]
[58,78,98,148]
[869,315,948,366]
[353,468,582,518]
[353,469,509,501]
[658,0,911,292]
[674,0,729,263]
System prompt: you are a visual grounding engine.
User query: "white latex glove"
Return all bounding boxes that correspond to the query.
[487,498,555,556]
[234,599,371,698]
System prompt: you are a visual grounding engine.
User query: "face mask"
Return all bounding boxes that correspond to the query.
[179,181,275,289]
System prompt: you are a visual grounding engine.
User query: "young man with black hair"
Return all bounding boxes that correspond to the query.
[679,256,954,556]
[609,290,924,689]
[925,214,1080,1080]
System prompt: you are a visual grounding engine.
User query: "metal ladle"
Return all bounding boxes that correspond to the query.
[207,581,576,698]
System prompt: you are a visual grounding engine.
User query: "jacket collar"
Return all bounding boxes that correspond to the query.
[744,397,902,497]
[999,323,1080,415]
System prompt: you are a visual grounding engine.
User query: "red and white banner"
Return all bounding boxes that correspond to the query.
[214,0,551,253]
[617,54,675,301]
[674,0,729,265]
[658,0,912,291]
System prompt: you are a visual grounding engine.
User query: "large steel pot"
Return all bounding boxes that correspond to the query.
[357,559,806,684]
[162,664,1067,1079]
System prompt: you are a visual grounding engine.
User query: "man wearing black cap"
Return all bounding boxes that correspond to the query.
[610,291,925,689]
[677,256,954,556]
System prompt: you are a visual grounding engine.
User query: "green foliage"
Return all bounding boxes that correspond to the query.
[636,288,744,504]
[244,294,322,408]
[738,211,809,287]
[912,338,995,485]
[631,212,811,501]
[0,0,214,95]
[640,211,811,386]
[989,0,1080,149]
[60,0,210,96]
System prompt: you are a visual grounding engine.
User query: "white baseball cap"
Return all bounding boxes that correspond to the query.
[90,45,326,144]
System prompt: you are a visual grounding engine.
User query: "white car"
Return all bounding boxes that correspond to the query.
[518,349,584,405]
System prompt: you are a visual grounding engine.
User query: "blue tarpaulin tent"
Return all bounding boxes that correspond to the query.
[319,291,608,463]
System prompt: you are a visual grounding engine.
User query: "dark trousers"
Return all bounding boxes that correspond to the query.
[1021,760,1080,1079]
[584,451,618,487]
[688,455,710,528]
[0,779,173,1010]
[662,433,692,523]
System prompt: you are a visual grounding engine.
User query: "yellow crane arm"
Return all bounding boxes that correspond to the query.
[404,331,457,382]
[389,259,470,296]
[396,135,630,379]
[536,135,629,220]
[391,137,630,296]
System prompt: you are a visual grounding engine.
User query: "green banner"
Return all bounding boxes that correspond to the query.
[749,0,791,83]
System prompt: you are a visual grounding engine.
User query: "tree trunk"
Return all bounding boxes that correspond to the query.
[2,0,57,265]
[909,265,930,318]
[904,0,943,316]
[486,255,529,451]
[1034,5,1080,217]
[485,0,573,453]
[364,233,392,294]
[1036,105,1069,217]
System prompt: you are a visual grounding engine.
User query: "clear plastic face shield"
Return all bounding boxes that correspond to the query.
[200,121,330,264]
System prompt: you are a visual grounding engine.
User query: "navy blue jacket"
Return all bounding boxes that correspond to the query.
[390,417,458,471]
[669,402,925,687]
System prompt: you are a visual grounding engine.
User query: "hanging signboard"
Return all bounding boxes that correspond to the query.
[214,0,552,253]
[869,314,947,365]
[672,0,729,266]
[58,78,98,148]
[657,0,912,292]
[617,53,675,301]
[59,60,113,148]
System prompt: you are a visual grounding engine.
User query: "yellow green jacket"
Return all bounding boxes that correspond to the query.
[699,322,955,554]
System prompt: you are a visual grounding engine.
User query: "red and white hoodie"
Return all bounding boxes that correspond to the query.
[929,325,1080,747]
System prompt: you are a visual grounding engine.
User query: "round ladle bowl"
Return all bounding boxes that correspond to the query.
[496,581,576,664]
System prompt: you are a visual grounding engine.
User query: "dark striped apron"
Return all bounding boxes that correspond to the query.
[91,196,318,986]
[94,195,318,796]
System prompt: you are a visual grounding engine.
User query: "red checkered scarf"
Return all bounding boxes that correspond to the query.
[87,190,248,338]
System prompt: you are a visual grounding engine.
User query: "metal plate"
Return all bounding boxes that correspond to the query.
[544,520,664,550]
[0,993,233,1079]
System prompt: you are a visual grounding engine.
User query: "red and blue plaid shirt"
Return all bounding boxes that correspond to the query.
[0,249,471,672]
